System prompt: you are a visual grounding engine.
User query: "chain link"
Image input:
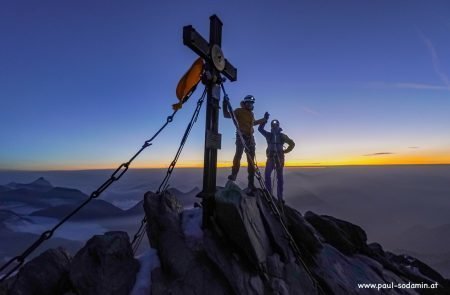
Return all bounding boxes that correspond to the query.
[131,217,148,254]
[1,83,323,293]
[0,105,183,283]
[130,88,207,253]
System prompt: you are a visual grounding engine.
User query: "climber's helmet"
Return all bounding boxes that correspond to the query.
[271,119,280,130]
[242,95,255,110]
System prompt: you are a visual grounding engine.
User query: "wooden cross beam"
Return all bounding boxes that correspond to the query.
[183,15,237,228]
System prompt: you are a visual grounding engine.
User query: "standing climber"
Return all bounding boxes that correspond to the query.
[258,119,295,205]
[223,95,269,192]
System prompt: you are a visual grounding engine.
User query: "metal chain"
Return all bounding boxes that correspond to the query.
[0,103,186,283]
[130,88,207,253]
[157,88,207,194]
[131,217,148,254]
[220,84,322,293]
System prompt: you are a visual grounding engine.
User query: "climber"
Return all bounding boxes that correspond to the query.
[223,95,269,192]
[258,119,295,206]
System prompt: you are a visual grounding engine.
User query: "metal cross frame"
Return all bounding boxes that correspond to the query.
[183,15,237,228]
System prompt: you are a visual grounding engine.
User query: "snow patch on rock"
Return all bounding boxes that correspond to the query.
[130,248,161,295]
[181,207,203,249]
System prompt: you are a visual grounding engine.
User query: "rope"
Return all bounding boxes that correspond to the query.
[130,88,207,253]
[0,91,202,282]
[220,84,323,293]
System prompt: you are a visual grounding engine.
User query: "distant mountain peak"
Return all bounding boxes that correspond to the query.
[5,177,53,191]
[30,177,52,187]
[188,186,201,194]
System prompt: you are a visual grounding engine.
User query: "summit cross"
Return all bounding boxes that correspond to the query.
[183,15,237,227]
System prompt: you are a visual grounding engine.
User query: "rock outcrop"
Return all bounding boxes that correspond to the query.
[1,248,72,295]
[144,189,233,295]
[2,182,450,294]
[144,182,450,294]
[70,231,139,295]
[1,232,139,295]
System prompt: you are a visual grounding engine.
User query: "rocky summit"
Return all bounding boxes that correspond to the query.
[144,182,450,295]
[2,182,450,294]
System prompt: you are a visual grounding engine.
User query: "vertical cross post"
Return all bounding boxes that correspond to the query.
[202,16,221,228]
[183,15,237,228]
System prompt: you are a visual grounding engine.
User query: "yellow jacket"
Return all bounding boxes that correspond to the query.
[224,104,265,136]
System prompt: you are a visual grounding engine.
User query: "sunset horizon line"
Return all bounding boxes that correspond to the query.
[2,162,449,172]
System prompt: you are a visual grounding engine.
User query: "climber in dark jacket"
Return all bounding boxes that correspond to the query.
[223,95,268,191]
[258,119,295,203]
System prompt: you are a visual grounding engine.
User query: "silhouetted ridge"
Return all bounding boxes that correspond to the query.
[2,184,450,295]
[30,200,125,220]
[6,177,53,191]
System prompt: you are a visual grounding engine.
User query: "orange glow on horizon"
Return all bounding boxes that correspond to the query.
[6,148,449,171]
[12,155,450,171]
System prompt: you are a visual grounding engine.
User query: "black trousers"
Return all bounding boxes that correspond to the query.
[230,134,256,188]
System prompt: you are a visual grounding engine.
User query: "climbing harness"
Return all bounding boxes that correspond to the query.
[130,88,207,253]
[221,84,322,293]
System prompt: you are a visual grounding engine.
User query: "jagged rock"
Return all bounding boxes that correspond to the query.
[145,189,266,294]
[203,229,265,295]
[143,184,450,295]
[302,213,450,294]
[144,191,234,295]
[382,251,450,290]
[215,182,273,266]
[368,242,384,256]
[4,247,72,295]
[5,183,450,295]
[69,231,139,295]
[144,186,319,295]
[144,190,192,277]
[284,206,323,265]
[304,211,367,255]
[255,194,292,262]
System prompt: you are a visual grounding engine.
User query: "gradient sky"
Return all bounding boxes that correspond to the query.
[1,0,449,170]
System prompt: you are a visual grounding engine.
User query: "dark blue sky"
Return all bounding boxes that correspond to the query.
[1,0,449,169]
